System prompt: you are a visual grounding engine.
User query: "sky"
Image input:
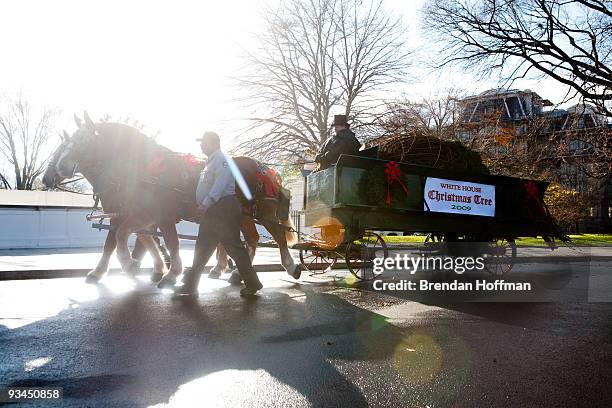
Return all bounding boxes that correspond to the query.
[0,0,567,156]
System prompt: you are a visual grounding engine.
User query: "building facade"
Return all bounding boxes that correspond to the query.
[457,89,611,232]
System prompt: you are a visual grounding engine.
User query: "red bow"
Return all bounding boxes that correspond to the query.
[145,153,167,176]
[524,181,546,218]
[384,161,409,207]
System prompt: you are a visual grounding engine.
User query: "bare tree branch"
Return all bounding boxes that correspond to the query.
[233,0,410,162]
[423,0,612,116]
[0,93,60,190]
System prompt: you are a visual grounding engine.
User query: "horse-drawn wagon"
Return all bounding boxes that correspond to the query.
[43,113,566,285]
[297,154,565,280]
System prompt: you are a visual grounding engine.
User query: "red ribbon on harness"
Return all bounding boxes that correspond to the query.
[145,153,167,176]
[180,153,200,169]
[523,181,546,219]
[256,167,280,197]
[384,161,409,207]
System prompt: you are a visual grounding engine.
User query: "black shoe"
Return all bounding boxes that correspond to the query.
[150,272,164,283]
[173,284,199,298]
[240,281,263,297]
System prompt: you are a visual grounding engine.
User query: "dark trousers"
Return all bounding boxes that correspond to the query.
[182,195,261,289]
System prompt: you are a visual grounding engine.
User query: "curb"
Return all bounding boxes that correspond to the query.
[0,264,290,281]
[2,256,611,281]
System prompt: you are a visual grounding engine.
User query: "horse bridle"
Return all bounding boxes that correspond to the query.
[46,140,69,179]
[56,130,102,180]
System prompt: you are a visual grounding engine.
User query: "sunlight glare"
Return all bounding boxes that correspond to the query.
[24,357,52,372]
[0,278,100,329]
[148,369,308,408]
[103,276,137,295]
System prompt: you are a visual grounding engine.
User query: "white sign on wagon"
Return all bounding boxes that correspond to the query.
[424,177,495,217]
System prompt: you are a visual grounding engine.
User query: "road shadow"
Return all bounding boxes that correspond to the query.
[0,278,407,407]
[334,260,592,327]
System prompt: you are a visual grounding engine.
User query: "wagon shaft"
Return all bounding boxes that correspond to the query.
[86,212,120,221]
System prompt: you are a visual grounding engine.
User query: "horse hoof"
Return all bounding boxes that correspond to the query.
[125,260,141,278]
[208,269,223,279]
[85,274,100,284]
[289,265,302,280]
[228,271,243,285]
[150,273,164,283]
[157,275,177,289]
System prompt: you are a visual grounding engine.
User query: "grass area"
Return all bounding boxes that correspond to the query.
[516,234,612,247]
[380,233,612,247]
[381,235,426,243]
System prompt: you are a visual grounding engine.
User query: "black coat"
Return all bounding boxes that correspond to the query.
[315,128,361,169]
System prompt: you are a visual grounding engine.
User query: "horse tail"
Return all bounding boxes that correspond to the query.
[281,216,298,247]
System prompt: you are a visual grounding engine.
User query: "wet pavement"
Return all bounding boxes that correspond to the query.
[1,259,612,407]
[1,245,610,275]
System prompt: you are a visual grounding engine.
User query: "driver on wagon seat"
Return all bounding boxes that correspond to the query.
[315,115,361,170]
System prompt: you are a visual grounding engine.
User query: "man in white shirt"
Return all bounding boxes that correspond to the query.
[174,131,263,297]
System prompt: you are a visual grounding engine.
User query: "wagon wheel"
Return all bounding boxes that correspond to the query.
[483,239,517,276]
[423,232,444,253]
[424,233,443,243]
[299,248,339,275]
[345,231,388,281]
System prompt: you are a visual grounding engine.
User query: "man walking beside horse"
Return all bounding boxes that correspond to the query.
[174,131,264,297]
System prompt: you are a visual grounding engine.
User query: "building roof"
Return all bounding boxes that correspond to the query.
[543,109,568,118]
[566,104,600,115]
[461,88,553,106]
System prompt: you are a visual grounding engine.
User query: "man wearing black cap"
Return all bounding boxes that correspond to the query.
[315,114,361,170]
[174,131,263,297]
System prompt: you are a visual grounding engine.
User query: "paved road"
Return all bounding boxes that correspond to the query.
[1,259,611,407]
[0,245,270,272]
[1,245,610,273]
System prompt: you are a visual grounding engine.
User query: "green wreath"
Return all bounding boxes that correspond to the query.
[358,164,420,208]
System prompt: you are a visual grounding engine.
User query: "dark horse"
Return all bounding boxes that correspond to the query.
[42,113,302,286]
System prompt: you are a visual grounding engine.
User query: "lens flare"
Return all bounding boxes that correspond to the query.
[393,333,442,384]
[225,155,252,201]
[338,273,359,287]
[312,216,345,250]
[370,314,388,331]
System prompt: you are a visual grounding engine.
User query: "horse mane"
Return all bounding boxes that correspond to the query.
[83,121,174,192]
[94,122,170,153]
